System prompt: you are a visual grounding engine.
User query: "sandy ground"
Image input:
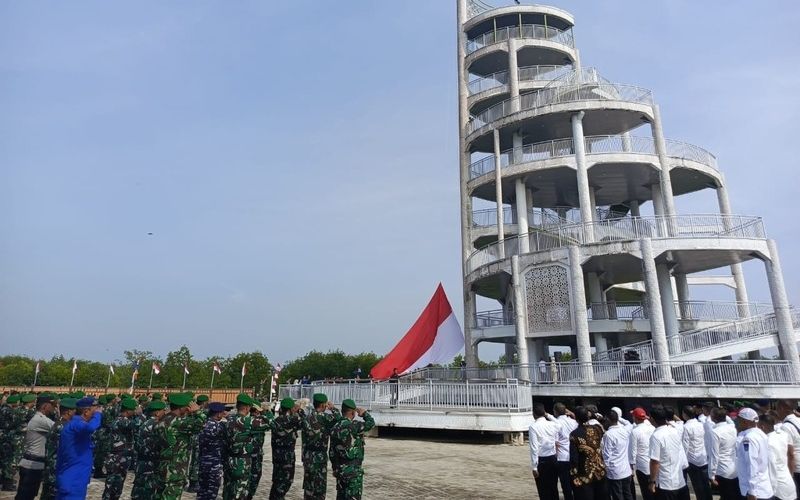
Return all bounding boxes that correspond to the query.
[0,434,537,499]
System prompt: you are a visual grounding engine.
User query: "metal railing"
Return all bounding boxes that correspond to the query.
[468,65,575,97]
[472,207,516,227]
[278,379,533,413]
[475,309,514,327]
[466,214,765,274]
[468,135,718,180]
[466,24,575,55]
[468,70,509,96]
[588,301,648,320]
[468,82,653,135]
[676,301,773,321]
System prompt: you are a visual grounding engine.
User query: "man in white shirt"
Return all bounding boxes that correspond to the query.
[603,410,633,500]
[629,407,655,500]
[649,406,689,500]
[554,402,578,500]
[759,413,797,500]
[735,408,773,500]
[681,405,712,500]
[708,406,739,500]
[529,402,560,500]
[612,407,632,429]
[15,396,55,499]
[777,400,800,499]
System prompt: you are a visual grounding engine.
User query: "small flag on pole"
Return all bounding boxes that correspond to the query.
[184,363,190,375]
[72,360,78,375]
[109,364,115,375]
[152,362,161,375]
[131,360,139,381]
[213,362,222,374]
[35,361,41,374]
[241,362,247,377]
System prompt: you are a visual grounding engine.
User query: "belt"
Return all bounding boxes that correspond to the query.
[23,453,45,463]
[304,446,327,452]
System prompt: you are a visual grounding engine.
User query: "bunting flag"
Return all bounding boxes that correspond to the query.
[213,362,222,374]
[152,362,161,375]
[109,364,115,375]
[72,360,78,375]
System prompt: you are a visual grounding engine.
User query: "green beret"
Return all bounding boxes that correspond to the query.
[196,395,209,403]
[185,391,195,398]
[121,394,132,400]
[120,398,137,411]
[168,393,192,408]
[73,391,85,398]
[138,395,149,403]
[312,393,328,405]
[21,394,36,404]
[97,395,107,405]
[151,392,162,401]
[7,395,20,404]
[280,398,295,410]
[59,398,78,410]
[342,399,357,410]
[236,393,253,406]
[146,401,166,412]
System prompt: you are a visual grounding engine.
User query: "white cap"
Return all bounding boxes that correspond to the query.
[737,407,759,422]
[611,407,622,418]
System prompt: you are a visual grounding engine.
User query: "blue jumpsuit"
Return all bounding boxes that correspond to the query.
[56,412,102,499]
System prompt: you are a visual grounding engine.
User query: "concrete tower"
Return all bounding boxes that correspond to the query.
[457,0,800,398]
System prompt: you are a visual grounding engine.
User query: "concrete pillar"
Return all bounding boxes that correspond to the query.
[493,129,506,259]
[651,105,677,217]
[764,240,800,381]
[571,112,595,242]
[464,289,479,368]
[587,272,604,319]
[622,132,632,152]
[629,200,640,217]
[717,184,751,316]
[568,245,594,383]
[514,179,530,254]
[508,38,520,112]
[589,187,597,221]
[640,239,673,382]
[573,49,581,72]
[594,333,608,354]
[651,184,664,217]
[657,263,680,341]
[674,273,690,319]
[511,255,530,368]
[526,188,534,212]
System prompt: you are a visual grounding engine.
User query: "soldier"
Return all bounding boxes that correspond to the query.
[93,394,117,479]
[131,400,167,500]
[222,393,270,500]
[8,394,37,491]
[187,394,209,493]
[40,397,77,500]
[268,397,304,500]
[330,399,375,500]
[102,397,140,500]
[247,401,269,499]
[153,393,205,499]
[302,393,341,500]
[198,402,228,500]
[0,394,20,491]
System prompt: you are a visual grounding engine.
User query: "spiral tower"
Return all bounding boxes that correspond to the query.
[457,0,800,397]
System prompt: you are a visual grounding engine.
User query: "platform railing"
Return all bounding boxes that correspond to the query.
[466,24,575,55]
[468,70,509,96]
[475,309,514,327]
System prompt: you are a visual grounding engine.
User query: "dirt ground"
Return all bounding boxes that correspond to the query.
[0,433,537,499]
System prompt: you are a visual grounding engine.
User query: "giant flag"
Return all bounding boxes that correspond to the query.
[370,284,464,379]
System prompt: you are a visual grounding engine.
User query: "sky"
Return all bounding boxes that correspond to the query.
[1,1,799,365]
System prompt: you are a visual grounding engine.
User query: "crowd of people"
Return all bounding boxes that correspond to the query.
[0,390,374,499]
[528,400,800,500]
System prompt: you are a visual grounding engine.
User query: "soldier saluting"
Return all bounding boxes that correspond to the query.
[330,399,374,500]
[302,393,340,500]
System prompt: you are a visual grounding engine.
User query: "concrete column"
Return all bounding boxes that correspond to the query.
[511,255,530,367]
[493,129,506,259]
[572,49,581,72]
[622,132,632,152]
[526,188,534,212]
[651,104,677,217]
[657,263,679,340]
[571,112,595,243]
[589,187,597,221]
[640,239,673,382]
[651,184,664,217]
[508,38,520,112]
[594,334,608,354]
[629,200,640,217]
[717,184,751,315]
[514,179,530,254]
[674,273,690,319]
[464,289,479,368]
[568,245,594,383]
[764,240,800,381]
[587,272,604,319]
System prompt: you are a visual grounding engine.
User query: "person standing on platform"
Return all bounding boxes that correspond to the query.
[648,406,689,500]
[529,402,560,500]
[569,406,608,500]
[197,402,227,500]
[735,408,773,500]
[40,398,76,500]
[759,413,797,500]
[681,405,712,500]
[555,403,578,500]
[15,395,55,499]
[708,406,739,500]
[628,408,654,500]
[55,397,102,500]
[602,410,633,500]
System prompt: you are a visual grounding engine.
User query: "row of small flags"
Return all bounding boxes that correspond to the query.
[33,359,275,382]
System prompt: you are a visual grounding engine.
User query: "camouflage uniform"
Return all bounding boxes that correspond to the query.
[102,412,140,500]
[131,416,161,500]
[247,416,268,500]
[329,412,374,500]
[222,412,270,500]
[8,405,34,487]
[302,407,341,500]
[197,417,226,500]
[268,410,304,500]
[40,417,66,500]
[153,411,205,500]
[0,403,15,489]
[93,403,117,477]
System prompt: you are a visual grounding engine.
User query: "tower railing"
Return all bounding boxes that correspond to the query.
[468,65,575,96]
[466,24,575,55]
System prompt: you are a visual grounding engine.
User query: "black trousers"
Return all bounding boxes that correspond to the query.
[573,479,609,500]
[716,476,741,500]
[15,467,43,500]
[687,463,712,500]
[608,476,634,500]
[654,486,690,500]
[535,455,559,500]
[557,460,574,500]
[635,470,654,500]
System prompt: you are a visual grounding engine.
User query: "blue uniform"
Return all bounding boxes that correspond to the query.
[56,412,102,499]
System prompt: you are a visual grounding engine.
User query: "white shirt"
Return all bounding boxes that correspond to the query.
[736,427,773,499]
[682,418,707,466]
[556,414,578,462]
[528,416,559,471]
[767,431,797,500]
[629,420,655,475]
[780,414,800,473]
[602,424,632,480]
[650,424,687,491]
[708,421,738,480]
[18,411,54,471]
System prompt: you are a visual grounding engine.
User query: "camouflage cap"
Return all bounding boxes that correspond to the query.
[59,397,78,410]
[120,398,137,411]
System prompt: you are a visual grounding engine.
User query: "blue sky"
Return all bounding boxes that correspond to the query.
[1,1,798,364]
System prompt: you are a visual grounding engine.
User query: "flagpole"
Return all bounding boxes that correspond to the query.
[149,364,154,391]
[106,369,111,390]
[182,370,187,391]
[240,370,244,392]
[211,369,215,392]
[32,364,39,391]
[69,361,76,391]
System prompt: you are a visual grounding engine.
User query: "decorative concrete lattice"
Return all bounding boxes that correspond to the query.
[525,265,572,333]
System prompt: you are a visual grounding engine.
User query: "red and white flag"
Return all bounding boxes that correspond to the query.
[72,360,78,375]
[109,364,115,375]
[241,362,247,377]
[152,362,161,375]
[370,284,464,379]
[184,364,190,375]
[212,362,222,374]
